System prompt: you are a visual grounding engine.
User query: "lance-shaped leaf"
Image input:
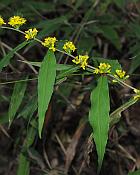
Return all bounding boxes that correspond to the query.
[8,79,27,125]
[110,98,138,127]
[17,119,37,175]
[18,94,38,120]
[89,76,110,173]
[38,50,56,137]
[20,60,78,71]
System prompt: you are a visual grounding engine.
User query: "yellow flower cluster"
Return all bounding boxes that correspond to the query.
[134,89,140,100]
[1,15,139,104]
[25,28,38,40]
[113,69,129,82]
[0,16,6,26]
[72,55,89,70]
[42,37,57,52]
[115,69,126,78]
[8,16,26,28]
[63,41,76,53]
[93,63,111,74]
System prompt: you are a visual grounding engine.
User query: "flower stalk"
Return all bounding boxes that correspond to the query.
[0,16,139,100]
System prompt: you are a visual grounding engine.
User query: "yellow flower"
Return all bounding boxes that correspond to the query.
[93,63,111,74]
[115,69,129,79]
[8,16,26,28]
[42,37,57,52]
[0,16,6,26]
[133,89,140,100]
[72,55,89,70]
[99,63,111,73]
[93,68,100,74]
[113,69,129,82]
[25,28,38,40]
[63,41,76,53]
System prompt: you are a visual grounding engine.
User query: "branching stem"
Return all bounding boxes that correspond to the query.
[1,26,137,91]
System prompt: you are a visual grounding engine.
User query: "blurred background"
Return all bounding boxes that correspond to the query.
[0,0,140,175]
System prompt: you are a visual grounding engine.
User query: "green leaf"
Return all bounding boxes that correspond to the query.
[0,41,29,71]
[110,98,137,127]
[23,1,55,11]
[17,119,37,175]
[89,76,110,173]
[128,42,140,73]
[38,50,56,137]
[20,60,74,71]
[56,64,74,71]
[100,26,121,50]
[99,0,112,14]
[129,23,140,39]
[56,66,79,80]
[36,16,68,39]
[8,79,27,125]
[18,95,37,120]
[114,0,125,8]
[17,154,30,175]
[75,0,85,8]
[128,169,140,175]
[77,34,96,53]
[129,54,140,73]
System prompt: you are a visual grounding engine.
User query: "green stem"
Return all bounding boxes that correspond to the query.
[0,78,38,85]
[34,37,42,44]
[109,74,136,90]
[109,98,138,127]
[2,26,76,59]
[1,26,25,35]
[1,25,137,92]
[87,65,136,91]
[56,48,75,59]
